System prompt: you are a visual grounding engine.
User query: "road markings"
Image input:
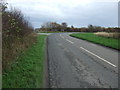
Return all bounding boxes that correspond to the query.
[60,34,74,44]
[60,34,65,39]
[80,47,117,68]
[66,39,74,44]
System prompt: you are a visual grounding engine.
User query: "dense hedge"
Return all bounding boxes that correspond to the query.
[2,2,36,70]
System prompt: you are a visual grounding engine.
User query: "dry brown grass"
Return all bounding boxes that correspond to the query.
[94,32,120,38]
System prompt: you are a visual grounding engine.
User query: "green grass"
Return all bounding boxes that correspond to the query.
[70,33,119,50]
[3,35,47,88]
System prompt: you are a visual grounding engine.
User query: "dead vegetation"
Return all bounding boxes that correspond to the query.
[94,32,120,39]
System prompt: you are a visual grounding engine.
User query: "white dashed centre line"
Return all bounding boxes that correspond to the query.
[66,39,74,44]
[80,47,117,68]
[60,34,74,44]
[60,34,65,39]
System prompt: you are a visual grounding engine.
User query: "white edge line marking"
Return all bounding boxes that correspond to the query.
[66,39,74,44]
[80,47,117,68]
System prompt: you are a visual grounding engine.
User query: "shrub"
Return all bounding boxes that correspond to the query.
[2,2,37,70]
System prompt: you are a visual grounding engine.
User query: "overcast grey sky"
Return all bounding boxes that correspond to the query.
[7,0,119,28]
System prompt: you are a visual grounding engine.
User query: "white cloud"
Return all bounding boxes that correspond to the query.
[7,0,118,28]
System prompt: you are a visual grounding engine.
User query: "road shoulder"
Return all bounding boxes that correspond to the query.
[43,36,50,88]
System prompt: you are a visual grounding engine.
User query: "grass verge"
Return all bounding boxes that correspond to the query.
[3,35,47,88]
[70,33,119,50]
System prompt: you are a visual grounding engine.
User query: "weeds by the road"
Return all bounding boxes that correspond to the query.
[3,35,47,88]
[70,33,119,50]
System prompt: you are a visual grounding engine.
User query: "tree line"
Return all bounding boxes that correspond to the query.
[35,22,120,33]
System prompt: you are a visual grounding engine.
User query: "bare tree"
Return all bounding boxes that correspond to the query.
[61,22,67,31]
[41,22,63,31]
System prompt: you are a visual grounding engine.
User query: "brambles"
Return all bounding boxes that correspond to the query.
[2,2,36,70]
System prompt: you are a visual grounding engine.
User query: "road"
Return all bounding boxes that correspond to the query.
[47,33,118,88]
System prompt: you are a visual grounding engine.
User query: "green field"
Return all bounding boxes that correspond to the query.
[3,35,47,88]
[70,33,119,50]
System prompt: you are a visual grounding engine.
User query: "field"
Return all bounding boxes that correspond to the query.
[3,35,47,88]
[70,33,119,50]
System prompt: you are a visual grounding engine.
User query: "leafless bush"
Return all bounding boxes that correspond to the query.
[2,3,36,70]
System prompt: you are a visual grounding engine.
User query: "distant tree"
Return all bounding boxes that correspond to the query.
[71,25,74,28]
[88,24,105,32]
[61,22,67,31]
[41,22,63,31]
[88,24,94,32]
[61,22,67,27]
[41,22,52,31]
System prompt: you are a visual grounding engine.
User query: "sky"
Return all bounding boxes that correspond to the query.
[7,0,119,28]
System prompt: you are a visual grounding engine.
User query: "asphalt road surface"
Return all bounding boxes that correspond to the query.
[47,33,118,88]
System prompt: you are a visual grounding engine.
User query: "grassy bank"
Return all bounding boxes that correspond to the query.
[3,35,47,88]
[70,33,119,50]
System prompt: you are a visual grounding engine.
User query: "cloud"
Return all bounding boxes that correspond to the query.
[7,0,118,28]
